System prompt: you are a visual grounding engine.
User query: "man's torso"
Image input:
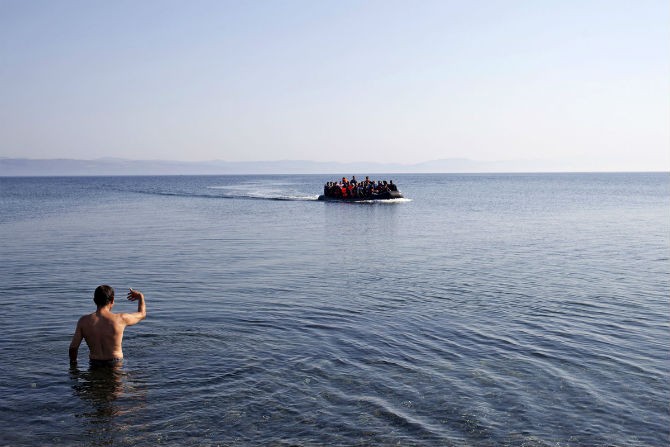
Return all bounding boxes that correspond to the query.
[80,311,126,360]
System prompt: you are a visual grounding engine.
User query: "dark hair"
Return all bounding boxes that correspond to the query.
[94,285,115,307]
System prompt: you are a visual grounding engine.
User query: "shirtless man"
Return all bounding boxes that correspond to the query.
[69,285,147,366]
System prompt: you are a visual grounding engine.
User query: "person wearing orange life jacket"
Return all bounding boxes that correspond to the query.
[340,177,349,198]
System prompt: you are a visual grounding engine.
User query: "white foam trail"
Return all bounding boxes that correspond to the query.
[383,198,412,203]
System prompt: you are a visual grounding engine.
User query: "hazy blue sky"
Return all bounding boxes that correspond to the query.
[1,0,668,170]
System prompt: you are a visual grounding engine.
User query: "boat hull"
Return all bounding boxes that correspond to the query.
[317,190,404,201]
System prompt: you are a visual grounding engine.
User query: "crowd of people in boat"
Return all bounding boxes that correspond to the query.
[323,176,398,199]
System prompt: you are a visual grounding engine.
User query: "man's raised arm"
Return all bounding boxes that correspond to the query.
[122,288,147,326]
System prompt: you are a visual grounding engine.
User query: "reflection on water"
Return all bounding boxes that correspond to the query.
[69,363,147,445]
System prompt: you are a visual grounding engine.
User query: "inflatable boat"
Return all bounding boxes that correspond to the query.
[318,177,404,201]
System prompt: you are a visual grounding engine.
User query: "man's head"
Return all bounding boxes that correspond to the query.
[94,285,115,308]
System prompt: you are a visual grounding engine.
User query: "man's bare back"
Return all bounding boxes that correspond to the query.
[69,285,146,364]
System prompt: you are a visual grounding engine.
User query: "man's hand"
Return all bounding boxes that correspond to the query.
[127,288,144,301]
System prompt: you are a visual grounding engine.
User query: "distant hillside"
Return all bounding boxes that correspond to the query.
[0,157,574,176]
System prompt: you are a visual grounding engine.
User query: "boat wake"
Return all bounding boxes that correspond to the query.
[207,185,319,201]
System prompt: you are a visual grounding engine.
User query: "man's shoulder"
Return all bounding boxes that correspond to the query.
[106,312,127,324]
[76,313,96,331]
[116,311,138,323]
[78,313,95,323]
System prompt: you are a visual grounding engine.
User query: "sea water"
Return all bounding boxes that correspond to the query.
[0,173,668,446]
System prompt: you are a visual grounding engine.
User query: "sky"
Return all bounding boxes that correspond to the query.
[1,0,668,171]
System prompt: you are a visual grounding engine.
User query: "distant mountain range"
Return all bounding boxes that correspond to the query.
[0,157,578,176]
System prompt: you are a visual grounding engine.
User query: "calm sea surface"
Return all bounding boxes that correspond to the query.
[0,173,668,446]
